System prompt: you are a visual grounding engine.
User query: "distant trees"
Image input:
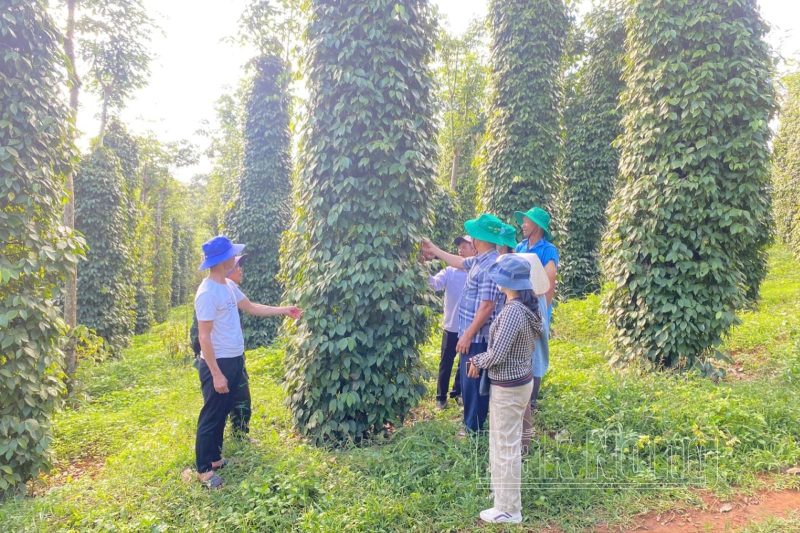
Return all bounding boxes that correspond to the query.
[774,72,800,260]
[435,21,489,224]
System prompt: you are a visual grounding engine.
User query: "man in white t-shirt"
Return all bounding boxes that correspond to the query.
[194,235,302,489]
[190,254,251,435]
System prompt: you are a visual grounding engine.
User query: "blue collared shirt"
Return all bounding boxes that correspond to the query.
[458,249,501,343]
[515,238,559,268]
[516,238,559,320]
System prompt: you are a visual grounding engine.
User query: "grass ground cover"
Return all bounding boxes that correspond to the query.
[1,246,798,531]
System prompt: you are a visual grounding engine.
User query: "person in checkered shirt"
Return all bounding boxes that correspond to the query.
[467,254,543,525]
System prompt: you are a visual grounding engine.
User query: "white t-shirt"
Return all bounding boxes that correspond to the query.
[194,278,246,359]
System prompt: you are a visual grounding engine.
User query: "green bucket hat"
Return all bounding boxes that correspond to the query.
[499,221,518,249]
[514,206,552,241]
[464,213,517,248]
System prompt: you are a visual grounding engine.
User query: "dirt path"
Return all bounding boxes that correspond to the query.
[28,455,106,497]
[596,487,800,532]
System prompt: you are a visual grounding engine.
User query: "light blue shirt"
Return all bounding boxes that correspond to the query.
[532,295,550,378]
[429,267,468,333]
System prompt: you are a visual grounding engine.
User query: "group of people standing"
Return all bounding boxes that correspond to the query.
[189,205,558,525]
[423,206,558,524]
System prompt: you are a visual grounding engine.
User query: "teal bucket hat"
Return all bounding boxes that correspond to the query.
[499,220,518,249]
[514,206,552,241]
[464,213,517,247]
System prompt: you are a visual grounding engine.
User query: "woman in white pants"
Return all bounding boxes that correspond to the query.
[467,254,543,524]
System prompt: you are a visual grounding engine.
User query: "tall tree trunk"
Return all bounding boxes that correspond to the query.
[449,144,460,190]
[63,0,80,385]
[98,87,109,143]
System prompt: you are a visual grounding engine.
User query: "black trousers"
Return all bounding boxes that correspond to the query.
[195,356,245,473]
[230,365,251,434]
[437,330,462,402]
[530,376,542,408]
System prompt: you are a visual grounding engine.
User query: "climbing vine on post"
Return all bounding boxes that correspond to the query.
[75,147,136,354]
[281,0,436,445]
[227,54,292,348]
[103,118,154,329]
[773,72,800,260]
[559,3,625,298]
[479,0,568,227]
[603,0,775,372]
[0,0,85,493]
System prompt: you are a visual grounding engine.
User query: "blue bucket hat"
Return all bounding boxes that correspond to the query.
[488,254,533,291]
[198,235,245,270]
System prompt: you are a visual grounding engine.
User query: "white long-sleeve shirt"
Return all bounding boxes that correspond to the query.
[428,266,468,333]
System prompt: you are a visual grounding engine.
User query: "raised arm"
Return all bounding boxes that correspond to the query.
[238,298,302,319]
[422,239,465,270]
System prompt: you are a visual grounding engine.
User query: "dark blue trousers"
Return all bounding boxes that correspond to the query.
[437,330,462,402]
[460,341,489,432]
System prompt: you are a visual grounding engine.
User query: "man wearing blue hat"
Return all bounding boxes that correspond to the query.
[194,235,302,489]
[190,254,251,436]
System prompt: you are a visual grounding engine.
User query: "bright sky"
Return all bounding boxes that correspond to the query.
[73,0,800,182]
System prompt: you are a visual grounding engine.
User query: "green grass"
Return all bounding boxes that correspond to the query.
[741,511,800,533]
[1,246,799,531]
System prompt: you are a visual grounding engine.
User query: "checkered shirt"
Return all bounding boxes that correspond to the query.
[457,249,501,343]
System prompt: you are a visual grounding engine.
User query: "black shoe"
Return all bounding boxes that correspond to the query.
[436,400,447,410]
[455,396,463,407]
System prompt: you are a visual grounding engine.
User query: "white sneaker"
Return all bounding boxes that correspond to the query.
[479,507,522,524]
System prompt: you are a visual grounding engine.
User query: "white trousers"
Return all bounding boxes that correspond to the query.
[488,380,533,514]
